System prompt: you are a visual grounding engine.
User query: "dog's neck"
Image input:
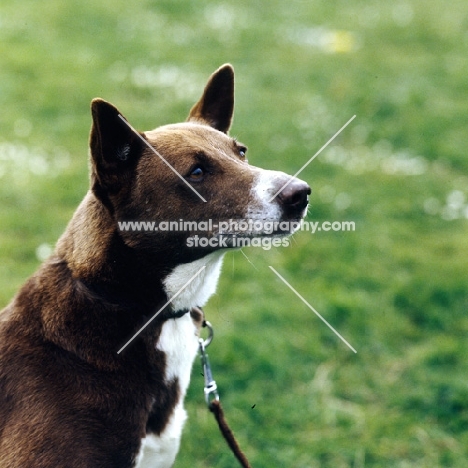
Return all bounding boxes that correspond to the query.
[55,190,224,315]
[56,191,166,307]
[57,191,115,279]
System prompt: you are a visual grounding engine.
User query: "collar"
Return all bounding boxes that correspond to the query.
[167,308,190,319]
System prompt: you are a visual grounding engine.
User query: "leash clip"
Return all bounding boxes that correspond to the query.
[199,320,219,406]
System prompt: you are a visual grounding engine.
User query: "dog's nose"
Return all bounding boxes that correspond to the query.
[276,178,311,212]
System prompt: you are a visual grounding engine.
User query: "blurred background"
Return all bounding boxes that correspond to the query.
[1,0,467,466]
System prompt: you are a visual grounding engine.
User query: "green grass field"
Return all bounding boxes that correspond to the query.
[1,0,467,466]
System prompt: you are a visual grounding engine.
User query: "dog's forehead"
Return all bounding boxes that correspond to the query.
[144,122,236,154]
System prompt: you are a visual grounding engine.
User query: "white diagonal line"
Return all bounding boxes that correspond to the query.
[117,265,206,354]
[269,114,356,202]
[118,114,207,203]
[269,266,357,353]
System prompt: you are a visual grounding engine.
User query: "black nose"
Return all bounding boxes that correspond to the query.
[276,178,311,213]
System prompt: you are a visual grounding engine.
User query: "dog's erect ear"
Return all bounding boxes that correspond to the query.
[187,64,234,134]
[90,99,142,191]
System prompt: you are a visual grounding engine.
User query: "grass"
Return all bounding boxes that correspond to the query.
[1,0,468,466]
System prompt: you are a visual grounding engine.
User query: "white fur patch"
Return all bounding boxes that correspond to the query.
[246,169,285,221]
[135,403,187,468]
[135,253,224,468]
[163,251,225,312]
[156,314,200,390]
[135,314,200,468]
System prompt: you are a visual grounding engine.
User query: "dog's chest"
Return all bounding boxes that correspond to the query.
[135,253,224,468]
[135,315,198,468]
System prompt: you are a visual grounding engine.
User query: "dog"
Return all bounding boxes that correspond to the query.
[0,64,310,467]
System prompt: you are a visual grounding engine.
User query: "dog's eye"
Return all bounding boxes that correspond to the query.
[188,166,204,181]
[238,147,247,159]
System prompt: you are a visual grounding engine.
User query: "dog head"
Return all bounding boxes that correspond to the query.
[89,64,310,261]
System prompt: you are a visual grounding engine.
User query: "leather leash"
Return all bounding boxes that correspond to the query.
[198,317,253,468]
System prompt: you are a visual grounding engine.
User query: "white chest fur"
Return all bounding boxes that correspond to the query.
[135,315,198,468]
[135,252,225,468]
[163,251,225,312]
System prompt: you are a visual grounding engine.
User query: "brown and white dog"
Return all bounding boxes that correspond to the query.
[0,64,310,467]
